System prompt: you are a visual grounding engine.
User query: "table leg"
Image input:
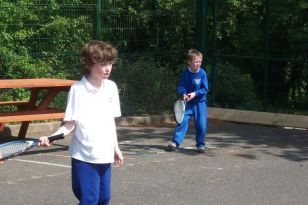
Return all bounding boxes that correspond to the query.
[18,88,63,138]
[0,123,5,132]
[18,89,39,138]
[37,88,63,110]
[18,123,30,138]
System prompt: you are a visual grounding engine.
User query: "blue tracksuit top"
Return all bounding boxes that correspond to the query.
[177,67,208,103]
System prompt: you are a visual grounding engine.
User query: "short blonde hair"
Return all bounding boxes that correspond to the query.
[80,40,118,76]
[187,49,203,61]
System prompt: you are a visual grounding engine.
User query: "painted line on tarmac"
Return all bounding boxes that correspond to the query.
[11,159,71,168]
[45,153,70,158]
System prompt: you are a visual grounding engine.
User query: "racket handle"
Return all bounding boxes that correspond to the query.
[47,133,65,142]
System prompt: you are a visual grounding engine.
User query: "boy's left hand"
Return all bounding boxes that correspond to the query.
[187,92,196,101]
[114,148,124,166]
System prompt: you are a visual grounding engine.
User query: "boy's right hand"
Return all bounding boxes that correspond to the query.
[39,136,51,147]
[183,94,189,101]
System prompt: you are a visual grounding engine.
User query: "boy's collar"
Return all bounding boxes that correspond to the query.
[188,67,200,73]
[81,76,101,92]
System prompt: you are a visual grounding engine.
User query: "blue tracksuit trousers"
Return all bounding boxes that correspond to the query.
[172,101,207,147]
[71,158,112,205]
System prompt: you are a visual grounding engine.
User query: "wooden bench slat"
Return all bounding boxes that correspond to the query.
[0,109,64,122]
[0,101,28,106]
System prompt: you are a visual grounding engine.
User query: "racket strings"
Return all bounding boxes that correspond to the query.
[0,141,32,160]
[174,100,186,123]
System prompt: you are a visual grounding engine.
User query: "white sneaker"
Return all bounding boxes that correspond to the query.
[167,142,177,151]
[197,145,205,153]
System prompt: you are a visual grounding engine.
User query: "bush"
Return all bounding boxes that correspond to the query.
[111,57,178,115]
[210,62,262,110]
[0,0,88,102]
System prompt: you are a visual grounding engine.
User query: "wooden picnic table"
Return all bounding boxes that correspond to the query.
[0,78,76,138]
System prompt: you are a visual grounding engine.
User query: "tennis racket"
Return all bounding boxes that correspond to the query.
[0,133,64,161]
[174,99,186,124]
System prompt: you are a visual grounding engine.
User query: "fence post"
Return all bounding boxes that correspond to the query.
[210,0,218,107]
[196,0,207,56]
[93,0,102,40]
[263,0,271,111]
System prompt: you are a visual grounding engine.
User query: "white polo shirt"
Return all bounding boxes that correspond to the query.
[64,77,121,163]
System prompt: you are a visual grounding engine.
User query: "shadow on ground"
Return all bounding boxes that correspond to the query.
[1,119,307,162]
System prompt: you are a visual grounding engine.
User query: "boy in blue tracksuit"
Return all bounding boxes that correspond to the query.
[168,49,208,153]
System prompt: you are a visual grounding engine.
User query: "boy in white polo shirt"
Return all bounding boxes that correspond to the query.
[39,40,123,205]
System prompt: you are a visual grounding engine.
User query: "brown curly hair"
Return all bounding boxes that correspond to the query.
[80,40,118,76]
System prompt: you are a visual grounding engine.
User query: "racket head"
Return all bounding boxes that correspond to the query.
[0,133,64,161]
[174,99,186,124]
[0,140,37,161]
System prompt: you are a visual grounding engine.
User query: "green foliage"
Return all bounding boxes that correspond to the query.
[100,0,195,67]
[0,0,89,101]
[210,62,262,110]
[0,0,307,115]
[208,0,307,113]
[0,0,90,80]
[111,57,177,115]
[267,0,308,109]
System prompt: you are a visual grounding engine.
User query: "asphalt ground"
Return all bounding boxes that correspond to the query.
[0,119,307,205]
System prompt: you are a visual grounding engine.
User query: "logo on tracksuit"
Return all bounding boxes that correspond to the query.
[194,78,201,85]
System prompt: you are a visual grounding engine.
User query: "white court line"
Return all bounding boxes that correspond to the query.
[45,153,70,158]
[11,159,71,168]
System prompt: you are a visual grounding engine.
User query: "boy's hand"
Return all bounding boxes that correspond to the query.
[187,92,196,101]
[39,136,51,147]
[183,94,189,101]
[114,148,124,166]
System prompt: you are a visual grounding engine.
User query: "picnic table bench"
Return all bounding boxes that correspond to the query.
[0,78,76,138]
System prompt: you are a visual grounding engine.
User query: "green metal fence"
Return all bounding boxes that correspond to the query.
[198,0,307,114]
[1,0,307,115]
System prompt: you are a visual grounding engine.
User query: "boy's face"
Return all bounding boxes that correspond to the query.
[91,61,113,80]
[188,56,202,72]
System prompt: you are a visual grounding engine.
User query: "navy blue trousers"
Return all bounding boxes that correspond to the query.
[172,101,207,147]
[71,158,112,205]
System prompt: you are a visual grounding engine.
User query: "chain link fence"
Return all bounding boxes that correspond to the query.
[1,0,307,115]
